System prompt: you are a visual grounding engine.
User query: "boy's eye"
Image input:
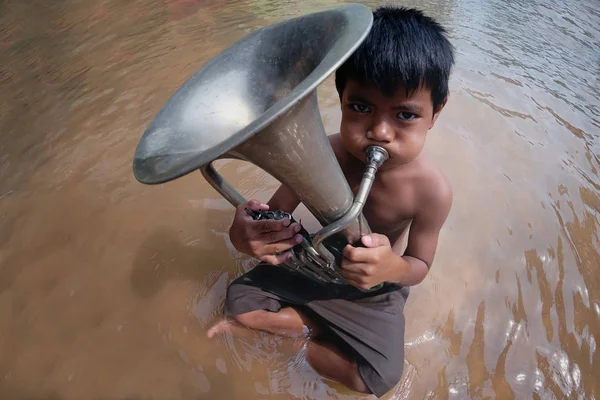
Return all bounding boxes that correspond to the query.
[397,111,417,121]
[351,104,371,113]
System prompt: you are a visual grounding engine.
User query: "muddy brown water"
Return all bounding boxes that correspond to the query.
[1,0,599,399]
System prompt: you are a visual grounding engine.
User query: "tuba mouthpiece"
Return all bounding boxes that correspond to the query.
[365,146,389,169]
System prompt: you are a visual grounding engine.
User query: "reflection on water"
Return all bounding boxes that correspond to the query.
[0,0,599,399]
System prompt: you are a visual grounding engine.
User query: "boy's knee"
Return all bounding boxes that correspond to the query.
[230,311,264,329]
[350,367,371,394]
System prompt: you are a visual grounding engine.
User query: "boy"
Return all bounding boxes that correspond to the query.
[208,6,455,398]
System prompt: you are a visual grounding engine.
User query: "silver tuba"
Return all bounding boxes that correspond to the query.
[133,4,388,286]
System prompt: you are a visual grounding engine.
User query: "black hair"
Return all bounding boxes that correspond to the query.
[335,7,455,113]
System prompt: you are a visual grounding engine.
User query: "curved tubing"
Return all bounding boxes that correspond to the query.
[312,146,389,265]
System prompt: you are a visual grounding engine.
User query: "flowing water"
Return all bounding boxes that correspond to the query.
[1,0,599,399]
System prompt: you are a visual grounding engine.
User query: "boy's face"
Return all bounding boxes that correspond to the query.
[339,79,445,168]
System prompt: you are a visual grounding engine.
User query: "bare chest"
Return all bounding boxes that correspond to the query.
[345,171,414,240]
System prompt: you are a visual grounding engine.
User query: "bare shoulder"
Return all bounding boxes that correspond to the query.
[415,157,453,219]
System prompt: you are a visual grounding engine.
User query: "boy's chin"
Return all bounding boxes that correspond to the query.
[348,150,369,165]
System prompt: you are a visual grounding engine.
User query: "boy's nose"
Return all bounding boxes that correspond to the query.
[366,120,394,142]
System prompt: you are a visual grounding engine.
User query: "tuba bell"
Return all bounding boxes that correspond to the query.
[133,4,389,286]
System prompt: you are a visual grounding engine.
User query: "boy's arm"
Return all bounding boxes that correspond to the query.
[266,184,301,213]
[393,181,453,285]
[341,178,452,289]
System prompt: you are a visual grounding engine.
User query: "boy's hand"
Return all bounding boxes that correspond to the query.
[341,234,399,290]
[229,199,304,265]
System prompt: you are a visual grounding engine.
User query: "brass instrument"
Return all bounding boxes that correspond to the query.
[133,4,388,286]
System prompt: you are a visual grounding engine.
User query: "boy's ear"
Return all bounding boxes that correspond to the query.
[429,97,448,129]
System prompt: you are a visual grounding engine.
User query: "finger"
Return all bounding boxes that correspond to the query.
[246,199,269,211]
[340,259,363,273]
[342,260,376,279]
[343,244,355,259]
[260,233,304,255]
[361,233,390,248]
[343,275,371,290]
[261,222,302,244]
[343,245,376,263]
[340,268,363,282]
[261,250,293,266]
[254,217,292,234]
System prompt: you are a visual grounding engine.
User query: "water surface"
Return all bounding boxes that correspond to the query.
[0,0,599,399]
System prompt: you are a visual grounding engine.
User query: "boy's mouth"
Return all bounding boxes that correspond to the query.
[364,146,389,168]
[363,143,393,159]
